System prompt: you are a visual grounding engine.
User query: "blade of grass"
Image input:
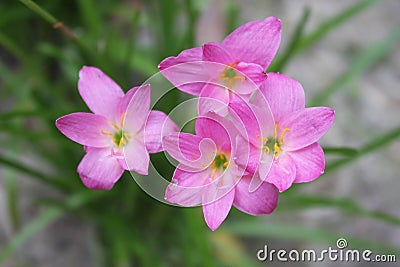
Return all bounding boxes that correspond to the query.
[278,195,400,227]
[295,0,379,55]
[0,32,24,60]
[268,7,311,72]
[311,24,400,105]
[326,125,400,173]
[323,147,358,157]
[0,156,71,191]
[19,0,99,65]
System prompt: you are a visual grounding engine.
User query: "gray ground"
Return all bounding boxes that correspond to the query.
[1,0,399,266]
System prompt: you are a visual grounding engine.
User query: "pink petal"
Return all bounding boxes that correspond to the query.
[159,47,202,70]
[202,184,235,231]
[78,66,124,119]
[228,100,262,147]
[163,133,216,170]
[123,84,151,133]
[265,153,296,192]
[258,152,273,181]
[56,112,112,147]
[120,134,149,175]
[198,84,230,116]
[234,135,261,174]
[280,107,335,151]
[164,166,208,207]
[159,47,210,96]
[257,73,305,122]
[233,176,278,215]
[202,42,234,64]
[290,143,325,183]
[78,148,124,190]
[195,113,236,153]
[232,62,267,94]
[115,86,139,120]
[222,17,281,70]
[144,110,179,153]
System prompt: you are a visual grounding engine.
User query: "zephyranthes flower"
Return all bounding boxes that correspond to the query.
[229,73,335,192]
[159,17,281,115]
[56,66,177,190]
[163,112,278,230]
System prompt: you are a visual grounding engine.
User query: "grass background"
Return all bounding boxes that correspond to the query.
[0,0,399,266]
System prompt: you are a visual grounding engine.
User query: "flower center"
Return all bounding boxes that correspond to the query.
[210,152,229,179]
[219,63,245,90]
[101,113,131,151]
[259,124,290,158]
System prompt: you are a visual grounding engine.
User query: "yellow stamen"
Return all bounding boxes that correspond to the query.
[223,161,229,168]
[118,136,124,148]
[279,128,290,143]
[274,142,282,155]
[109,120,120,130]
[119,112,126,127]
[101,130,113,136]
[265,146,270,154]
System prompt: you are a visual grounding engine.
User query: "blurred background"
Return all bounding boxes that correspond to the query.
[1,0,399,266]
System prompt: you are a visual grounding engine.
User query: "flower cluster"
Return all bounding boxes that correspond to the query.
[56,17,334,230]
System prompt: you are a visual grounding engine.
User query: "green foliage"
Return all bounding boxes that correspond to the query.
[0,0,399,266]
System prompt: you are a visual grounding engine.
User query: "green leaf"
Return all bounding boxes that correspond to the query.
[311,25,400,105]
[278,195,400,227]
[295,0,379,55]
[326,125,400,172]
[323,147,358,156]
[0,156,71,191]
[268,7,310,73]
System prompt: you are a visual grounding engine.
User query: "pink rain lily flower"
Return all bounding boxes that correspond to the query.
[56,66,178,190]
[163,112,278,230]
[159,17,281,115]
[229,73,335,192]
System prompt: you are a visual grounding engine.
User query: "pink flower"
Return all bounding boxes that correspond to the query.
[229,73,335,192]
[56,66,178,190]
[159,17,281,115]
[163,113,278,230]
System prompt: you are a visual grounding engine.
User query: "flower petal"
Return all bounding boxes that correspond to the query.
[290,143,325,183]
[233,62,267,94]
[195,113,237,153]
[56,112,112,147]
[202,184,235,231]
[159,47,210,95]
[77,148,124,190]
[257,73,305,122]
[123,84,151,133]
[234,135,261,174]
[265,153,296,192]
[228,100,262,147]
[144,110,179,153]
[78,66,124,119]
[280,107,335,151]
[203,42,234,64]
[222,17,281,70]
[120,134,149,175]
[163,133,216,170]
[198,84,230,116]
[164,166,208,207]
[233,176,278,215]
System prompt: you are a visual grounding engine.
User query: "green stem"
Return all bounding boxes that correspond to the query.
[326,126,400,172]
[0,156,70,191]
